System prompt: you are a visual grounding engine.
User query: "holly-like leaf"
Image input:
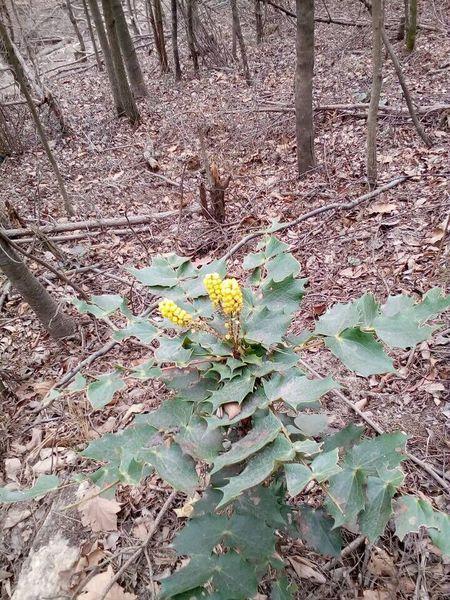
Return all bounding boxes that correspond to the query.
[136,399,193,430]
[72,294,126,318]
[315,301,360,336]
[236,484,287,528]
[207,371,255,411]
[155,336,193,365]
[347,432,407,476]
[310,449,342,482]
[271,574,297,600]
[293,439,323,456]
[141,441,198,494]
[324,328,395,376]
[411,287,450,322]
[176,417,224,463]
[217,435,294,508]
[266,253,300,283]
[284,463,312,496]
[159,557,214,598]
[0,475,59,504]
[244,307,291,347]
[173,514,229,556]
[394,495,450,559]
[325,467,366,527]
[211,411,282,474]
[113,320,160,343]
[67,372,87,392]
[205,388,270,430]
[359,468,404,541]
[260,275,307,316]
[129,359,162,380]
[263,369,337,409]
[382,294,415,317]
[373,314,435,349]
[323,424,364,452]
[297,505,342,557]
[355,293,380,327]
[86,372,126,409]
[243,252,266,270]
[293,413,328,437]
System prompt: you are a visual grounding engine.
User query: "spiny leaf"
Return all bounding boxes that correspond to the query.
[129,359,162,380]
[266,252,300,283]
[310,448,342,482]
[285,463,312,496]
[355,293,380,327]
[217,435,294,509]
[113,320,160,343]
[86,372,126,409]
[324,328,395,376]
[359,468,404,541]
[260,275,307,316]
[293,413,328,437]
[211,411,282,474]
[72,294,126,318]
[346,432,407,476]
[155,336,193,365]
[175,416,224,463]
[323,424,364,452]
[173,514,228,556]
[293,439,323,456]
[141,441,198,494]
[244,306,291,347]
[373,314,435,349]
[207,370,255,411]
[271,574,297,600]
[0,475,59,504]
[325,467,366,528]
[297,505,342,557]
[315,301,360,336]
[263,369,337,409]
[205,388,270,431]
[411,287,450,322]
[135,399,193,430]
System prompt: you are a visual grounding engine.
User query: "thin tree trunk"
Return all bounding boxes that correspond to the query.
[367,0,383,188]
[171,0,182,80]
[109,0,147,97]
[0,20,74,216]
[295,0,315,176]
[102,0,140,123]
[186,0,199,73]
[230,0,251,85]
[255,0,263,43]
[81,0,102,69]
[0,217,75,339]
[126,0,140,35]
[150,0,169,73]
[87,0,123,114]
[0,1,13,40]
[406,0,417,51]
[66,0,87,60]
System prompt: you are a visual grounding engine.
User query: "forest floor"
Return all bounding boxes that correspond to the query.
[0,1,449,598]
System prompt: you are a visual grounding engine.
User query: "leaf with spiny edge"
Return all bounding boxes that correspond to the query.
[86,371,126,409]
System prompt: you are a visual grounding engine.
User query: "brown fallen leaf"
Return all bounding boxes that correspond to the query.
[369,202,397,215]
[224,402,241,419]
[287,556,326,584]
[78,486,121,533]
[362,591,392,600]
[367,547,396,578]
[78,565,136,599]
[174,494,200,518]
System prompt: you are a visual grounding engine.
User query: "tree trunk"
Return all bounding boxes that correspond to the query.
[66,0,87,60]
[406,0,417,51]
[87,0,124,114]
[186,0,199,73]
[367,0,383,188]
[255,0,263,43]
[126,0,140,35]
[0,227,76,339]
[0,1,14,40]
[110,0,147,97]
[0,20,74,216]
[295,0,315,176]
[171,0,182,80]
[81,0,102,70]
[150,0,169,73]
[101,0,140,123]
[230,0,251,85]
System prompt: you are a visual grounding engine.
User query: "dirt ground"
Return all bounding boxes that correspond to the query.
[0,0,449,598]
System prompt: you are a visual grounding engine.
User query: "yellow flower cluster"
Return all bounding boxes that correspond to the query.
[203,272,223,306]
[221,278,243,315]
[158,299,192,327]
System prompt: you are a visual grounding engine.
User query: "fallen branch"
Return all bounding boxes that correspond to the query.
[322,535,366,572]
[223,176,409,260]
[234,103,449,118]
[298,358,449,492]
[12,226,158,244]
[98,491,177,600]
[4,208,198,239]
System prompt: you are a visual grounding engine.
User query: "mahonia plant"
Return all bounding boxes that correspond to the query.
[2,237,450,599]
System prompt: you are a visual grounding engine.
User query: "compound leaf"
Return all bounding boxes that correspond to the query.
[86,372,126,409]
[297,505,342,556]
[359,468,404,541]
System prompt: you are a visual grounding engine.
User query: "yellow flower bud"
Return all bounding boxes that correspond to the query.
[220,278,243,315]
[204,272,223,306]
[158,298,192,327]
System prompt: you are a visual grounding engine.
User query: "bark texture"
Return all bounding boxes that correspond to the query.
[230,0,251,84]
[171,0,182,80]
[81,0,102,69]
[295,0,315,176]
[367,0,383,188]
[406,0,417,51]
[66,0,86,59]
[186,0,199,72]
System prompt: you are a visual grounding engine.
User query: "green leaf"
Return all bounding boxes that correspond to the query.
[324,328,395,376]
[315,301,360,336]
[359,468,404,541]
[129,360,162,380]
[263,236,290,258]
[72,294,125,318]
[205,388,270,430]
[67,372,87,392]
[355,293,380,327]
[82,423,158,464]
[176,417,223,463]
[297,505,342,557]
[373,314,435,349]
[159,557,214,599]
[141,442,198,494]
[252,348,300,378]
[284,463,312,496]
[310,448,342,482]
[136,399,193,430]
[394,495,450,558]
[263,369,337,409]
[326,467,366,527]
[244,307,291,347]
[236,484,287,528]
[323,424,364,452]
[271,574,297,600]
[211,411,282,474]
[266,253,300,283]
[173,514,228,556]
[243,252,266,270]
[155,336,193,365]
[382,294,415,317]
[0,475,59,504]
[217,435,294,508]
[293,413,328,437]
[412,287,450,322]
[347,432,407,476]
[260,276,307,316]
[113,320,160,343]
[293,439,323,456]
[86,372,126,409]
[226,513,276,560]
[207,370,255,411]
[128,261,179,287]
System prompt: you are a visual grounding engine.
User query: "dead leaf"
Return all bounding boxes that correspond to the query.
[78,486,121,533]
[223,402,241,419]
[287,556,326,584]
[369,203,397,215]
[78,565,136,599]
[3,508,31,530]
[5,458,21,482]
[367,547,396,578]
[174,495,200,519]
[354,398,368,411]
[362,591,392,600]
